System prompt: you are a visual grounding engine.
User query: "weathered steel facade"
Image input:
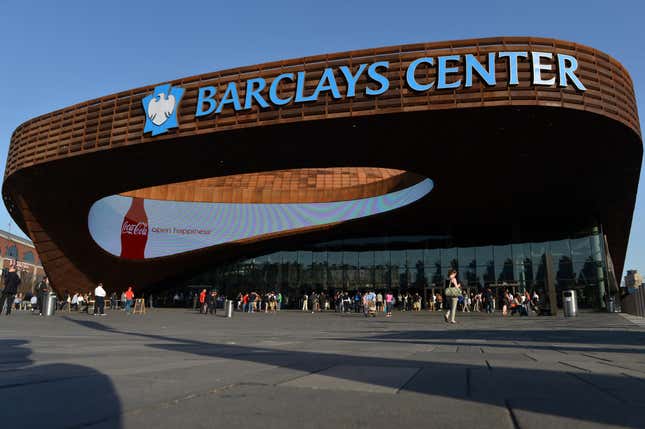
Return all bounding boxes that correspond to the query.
[3,37,641,294]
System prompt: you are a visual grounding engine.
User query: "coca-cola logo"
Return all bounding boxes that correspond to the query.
[121,220,148,236]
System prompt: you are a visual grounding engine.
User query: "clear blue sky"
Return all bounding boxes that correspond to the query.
[1,0,644,273]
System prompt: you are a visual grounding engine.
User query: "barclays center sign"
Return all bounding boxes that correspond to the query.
[143,50,587,136]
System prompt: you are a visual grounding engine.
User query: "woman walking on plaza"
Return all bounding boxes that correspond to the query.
[385,291,394,317]
[302,293,308,311]
[444,269,462,324]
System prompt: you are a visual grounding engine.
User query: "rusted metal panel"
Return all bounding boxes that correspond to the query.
[4,37,640,179]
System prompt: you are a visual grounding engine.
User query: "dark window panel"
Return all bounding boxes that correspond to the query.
[458,246,475,268]
[390,250,406,268]
[424,248,441,267]
[550,239,571,259]
[571,237,592,259]
[476,246,493,267]
[442,248,458,270]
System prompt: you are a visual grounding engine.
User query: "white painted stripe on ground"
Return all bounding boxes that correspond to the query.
[619,313,645,328]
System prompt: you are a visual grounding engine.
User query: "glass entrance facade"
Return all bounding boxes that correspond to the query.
[183,229,609,309]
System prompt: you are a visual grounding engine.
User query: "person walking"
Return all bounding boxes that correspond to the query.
[444,269,461,324]
[376,292,384,312]
[124,286,134,314]
[311,292,318,313]
[484,288,493,313]
[199,289,207,314]
[0,260,21,316]
[94,282,107,316]
[302,293,308,312]
[463,292,471,312]
[385,291,394,317]
[110,292,117,310]
[207,290,217,315]
[242,293,249,312]
[34,276,50,316]
[248,291,256,313]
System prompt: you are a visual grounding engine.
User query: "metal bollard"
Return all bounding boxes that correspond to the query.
[43,292,57,316]
[224,300,233,318]
[562,290,578,317]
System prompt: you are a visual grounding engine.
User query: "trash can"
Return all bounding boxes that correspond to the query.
[43,292,57,316]
[562,290,577,317]
[224,299,233,318]
[607,296,616,313]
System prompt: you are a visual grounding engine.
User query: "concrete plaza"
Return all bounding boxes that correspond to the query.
[1,308,644,428]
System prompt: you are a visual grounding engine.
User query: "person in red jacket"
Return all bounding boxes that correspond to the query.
[199,289,207,314]
[124,286,134,314]
[242,293,249,312]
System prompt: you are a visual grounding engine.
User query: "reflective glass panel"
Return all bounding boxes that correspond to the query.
[442,247,458,270]
[390,250,407,269]
[478,262,495,285]
[424,248,441,267]
[550,239,571,259]
[571,237,592,259]
[407,249,424,269]
[458,247,476,268]
[476,246,493,267]
[374,250,389,267]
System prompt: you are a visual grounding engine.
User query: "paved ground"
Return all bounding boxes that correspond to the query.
[0,308,644,429]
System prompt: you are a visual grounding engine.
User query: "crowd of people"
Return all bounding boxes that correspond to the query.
[217,270,544,323]
[281,269,543,323]
[198,289,219,315]
[0,270,139,316]
[0,262,56,316]
[1,259,543,322]
[298,290,396,317]
[236,291,283,313]
[58,285,136,315]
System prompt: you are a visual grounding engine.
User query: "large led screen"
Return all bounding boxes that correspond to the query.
[88,178,433,259]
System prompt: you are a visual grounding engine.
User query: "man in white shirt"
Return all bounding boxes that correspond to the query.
[94,283,107,316]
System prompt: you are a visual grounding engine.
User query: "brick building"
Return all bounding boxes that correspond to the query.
[624,270,643,290]
[0,229,45,294]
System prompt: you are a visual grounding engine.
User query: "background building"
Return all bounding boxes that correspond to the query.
[0,229,45,294]
[624,269,643,290]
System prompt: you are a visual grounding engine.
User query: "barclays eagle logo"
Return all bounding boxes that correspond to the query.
[142,84,184,136]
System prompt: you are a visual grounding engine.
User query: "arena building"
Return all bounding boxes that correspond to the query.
[3,37,641,309]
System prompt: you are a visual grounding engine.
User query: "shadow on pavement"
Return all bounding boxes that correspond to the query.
[0,339,122,429]
[320,328,645,354]
[343,328,645,346]
[64,317,645,428]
